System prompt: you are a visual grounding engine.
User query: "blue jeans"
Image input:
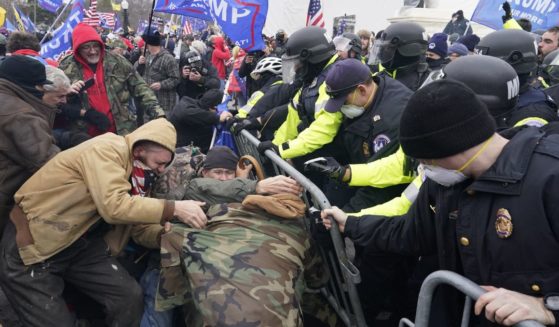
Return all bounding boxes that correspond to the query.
[139,268,174,327]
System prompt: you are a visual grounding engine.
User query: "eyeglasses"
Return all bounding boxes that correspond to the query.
[79,43,101,52]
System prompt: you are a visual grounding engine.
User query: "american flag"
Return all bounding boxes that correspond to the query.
[306,0,325,28]
[83,0,100,26]
[99,12,116,30]
[182,17,193,35]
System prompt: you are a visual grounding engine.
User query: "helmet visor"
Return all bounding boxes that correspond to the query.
[281,55,303,84]
[333,35,353,52]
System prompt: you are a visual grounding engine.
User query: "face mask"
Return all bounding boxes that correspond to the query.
[421,164,468,187]
[426,57,444,69]
[341,104,365,119]
[420,135,494,187]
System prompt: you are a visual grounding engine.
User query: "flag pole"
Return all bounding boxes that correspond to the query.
[143,0,157,56]
[40,0,74,44]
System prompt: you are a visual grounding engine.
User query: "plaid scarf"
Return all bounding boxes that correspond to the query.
[130,160,157,197]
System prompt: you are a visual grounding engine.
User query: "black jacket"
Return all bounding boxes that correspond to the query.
[379,62,430,92]
[345,127,559,325]
[176,58,220,100]
[502,86,559,128]
[249,81,296,119]
[169,96,219,152]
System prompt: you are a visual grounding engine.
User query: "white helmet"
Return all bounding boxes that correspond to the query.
[250,57,282,79]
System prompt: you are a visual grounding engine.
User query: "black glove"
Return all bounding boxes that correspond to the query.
[502,1,512,23]
[257,141,279,155]
[83,109,110,132]
[231,118,262,135]
[59,102,82,120]
[304,157,349,183]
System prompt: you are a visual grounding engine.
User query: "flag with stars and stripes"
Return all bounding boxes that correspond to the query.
[98,12,115,29]
[306,0,324,28]
[83,0,99,26]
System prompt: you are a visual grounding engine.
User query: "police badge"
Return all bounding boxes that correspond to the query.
[495,208,513,239]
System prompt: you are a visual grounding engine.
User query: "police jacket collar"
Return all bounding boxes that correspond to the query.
[469,127,544,195]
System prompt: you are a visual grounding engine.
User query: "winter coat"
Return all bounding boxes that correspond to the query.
[13,119,176,265]
[0,79,59,225]
[169,96,219,152]
[59,24,165,136]
[211,36,231,80]
[138,49,180,113]
[176,58,220,100]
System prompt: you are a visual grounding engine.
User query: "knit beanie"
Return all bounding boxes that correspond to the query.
[457,34,480,52]
[199,89,224,109]
[142,27,161,46]
[399,79,496,159]
[448,42,468,56]
[427,33,448,58]
[203,146,239,171]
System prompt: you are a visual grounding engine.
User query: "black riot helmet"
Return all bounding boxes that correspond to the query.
[371,22,428,69]
[281,26,336,83]
[541,48,559,85]
[474,29,538,78]
[426,55,519,123]
[181,50,204,70]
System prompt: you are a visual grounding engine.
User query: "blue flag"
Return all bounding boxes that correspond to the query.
[13,4,37,33]
[40,0,84,60]
[472,0,559,31]
[4,19,16,32]
[38,0,63,13]
[155,0,268,51]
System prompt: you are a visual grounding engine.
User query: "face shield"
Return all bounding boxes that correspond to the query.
[281,54,304,84]
[333,35,353,52]
[544,55,559,84]
[370,38,428,65]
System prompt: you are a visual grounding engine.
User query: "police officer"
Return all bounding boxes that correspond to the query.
[237,56,283,118]
[540,48,559,103]
[372,22,430,91]
[475,29,559,127]
[257,26,342,160]
[323,79,559,326]
[176,50,221,100]
[333,32,363,61]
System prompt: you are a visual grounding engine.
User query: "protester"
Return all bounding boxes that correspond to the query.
[177,49,220,100]
[169,89,230,152]
[0,119,208,327]
[457,34,480,54]
[238,49,266,97]
[0,34,6,59]
[59,23,165,136]
[539,26,559,61]
[6,31,58,66]
[137,27,180,113]
[357,29,372,61]
[447,42,469,61]
[442,10,473,37]
[426,33,449,70]
[210,35,231,84]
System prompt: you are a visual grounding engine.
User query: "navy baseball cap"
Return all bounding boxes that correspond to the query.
[324,58,372,113]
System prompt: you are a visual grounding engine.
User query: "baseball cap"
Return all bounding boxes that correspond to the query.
[324,58,372,113]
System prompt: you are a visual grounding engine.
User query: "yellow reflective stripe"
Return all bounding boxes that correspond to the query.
[350,195,412,217]
[272,99,301,146]
[503,18,522,30]
[539,77,550,89]
[513,117,548,128]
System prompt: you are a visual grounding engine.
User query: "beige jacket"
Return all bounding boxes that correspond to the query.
[14,119,176,265]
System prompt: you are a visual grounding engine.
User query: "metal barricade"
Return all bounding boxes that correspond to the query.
[400,270,545,327]
[235,130,368,327]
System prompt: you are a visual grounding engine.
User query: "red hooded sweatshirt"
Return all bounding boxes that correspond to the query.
[72,23,116,136]
[211,36,231,80]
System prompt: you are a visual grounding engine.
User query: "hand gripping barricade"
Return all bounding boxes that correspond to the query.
[235,130,367,327]
[399,270,545,327]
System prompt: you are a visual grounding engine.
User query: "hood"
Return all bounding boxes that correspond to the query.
[125,118,177,156]
[72,23,105,63]
[213,36,225,49]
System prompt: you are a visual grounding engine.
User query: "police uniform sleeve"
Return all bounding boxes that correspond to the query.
[344,180,437,256]
[272,101,301,146]
[277,108,343,159]
[503,18,523,30]
[349,147,415,187]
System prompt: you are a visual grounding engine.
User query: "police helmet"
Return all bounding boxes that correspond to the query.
[334,33,362,54]
[371,22,428,67]
[474,29,538,76]
[541,48,559,85]
[428,55,519,118]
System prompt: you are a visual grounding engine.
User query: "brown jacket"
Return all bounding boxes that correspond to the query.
[14,118,176,265]
[0,79,59,223]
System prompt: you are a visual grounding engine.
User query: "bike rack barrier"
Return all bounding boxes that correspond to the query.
[400,270,545,327]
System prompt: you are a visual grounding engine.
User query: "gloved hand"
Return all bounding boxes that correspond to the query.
[502,1,512,23]
[60,102,82,120]
[257,141,279,155]
[84,109,110,132]
[304,157,349,183]
[231,118,262,135]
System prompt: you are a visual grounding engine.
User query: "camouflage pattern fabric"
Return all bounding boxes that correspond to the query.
[152,145,201,200]
[59,51,165,135]
[157,203,311,326]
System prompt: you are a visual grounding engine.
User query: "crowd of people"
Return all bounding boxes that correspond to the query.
[1,1,559,326]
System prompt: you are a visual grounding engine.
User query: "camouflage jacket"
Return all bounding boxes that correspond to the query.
[59,51,165,135]
[157,203,310,326]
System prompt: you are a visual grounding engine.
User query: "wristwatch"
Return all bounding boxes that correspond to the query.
[544,293,559,325]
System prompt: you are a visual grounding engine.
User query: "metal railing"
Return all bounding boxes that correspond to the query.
[400,270,545,327]
[236,130,368,327]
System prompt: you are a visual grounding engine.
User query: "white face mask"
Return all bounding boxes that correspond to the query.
[340,104,365,119]
[421,164,468,187]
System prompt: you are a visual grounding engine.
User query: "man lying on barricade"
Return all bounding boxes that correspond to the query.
[152,146,337,326]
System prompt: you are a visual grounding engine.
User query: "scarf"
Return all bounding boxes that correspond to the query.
[130,160,157,197]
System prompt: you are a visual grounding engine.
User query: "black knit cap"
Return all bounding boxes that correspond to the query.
[199,89,224,109]
[203,146,238,171]
[399,79,496,159]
